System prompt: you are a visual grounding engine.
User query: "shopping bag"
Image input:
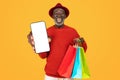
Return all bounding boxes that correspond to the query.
[57,45,77,78]
[81,47,90,79]
[71,47,90,79]
[71,47,82,78]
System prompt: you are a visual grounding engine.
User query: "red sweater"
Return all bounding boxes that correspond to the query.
[38,25,87,77]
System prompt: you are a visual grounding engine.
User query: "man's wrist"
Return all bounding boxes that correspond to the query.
[79,38,84,43]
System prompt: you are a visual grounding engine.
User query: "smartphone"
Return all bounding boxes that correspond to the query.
[30,21,50,53]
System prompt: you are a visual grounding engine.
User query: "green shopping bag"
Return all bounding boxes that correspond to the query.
[80,47,90,79]
[71,47,90,79]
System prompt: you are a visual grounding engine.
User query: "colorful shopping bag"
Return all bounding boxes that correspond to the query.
[57,45,77,78]
[71,47,90,79]
[81,47,90,79]
[71,47,82,78]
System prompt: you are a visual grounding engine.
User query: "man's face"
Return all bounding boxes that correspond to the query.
[52,8,66,27]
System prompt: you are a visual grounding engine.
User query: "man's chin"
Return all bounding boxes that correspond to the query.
[55,23,64,27]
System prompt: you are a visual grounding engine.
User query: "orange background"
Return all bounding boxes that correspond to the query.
[0,0,120,80]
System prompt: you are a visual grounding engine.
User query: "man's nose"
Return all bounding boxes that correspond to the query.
[56,14,62,18]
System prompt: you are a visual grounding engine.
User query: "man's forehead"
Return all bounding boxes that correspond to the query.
[53,8,65,13]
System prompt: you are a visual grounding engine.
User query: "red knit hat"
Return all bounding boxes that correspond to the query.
[49,3,69,18]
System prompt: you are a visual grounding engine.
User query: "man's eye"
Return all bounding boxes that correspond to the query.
[53,14,65,18]
[54,15,57,18]
[61,14,65,17]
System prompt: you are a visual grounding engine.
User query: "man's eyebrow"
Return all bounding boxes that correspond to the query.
[54,10,65,13]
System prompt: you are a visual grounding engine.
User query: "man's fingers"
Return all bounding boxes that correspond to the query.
[31,40,35,45]
[27,32,35,46]
[48,37,51,42]
[73,43,79,48]
[30,35,34,40]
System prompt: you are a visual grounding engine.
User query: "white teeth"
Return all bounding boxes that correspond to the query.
[57,18,62,22]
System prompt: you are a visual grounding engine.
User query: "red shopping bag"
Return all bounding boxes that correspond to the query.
[57,45,77,78]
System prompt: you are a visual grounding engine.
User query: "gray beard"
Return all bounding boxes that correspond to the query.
[55,22,64,27]
[55,24,64,28]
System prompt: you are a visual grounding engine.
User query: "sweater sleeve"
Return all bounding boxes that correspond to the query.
[38,52,49,59]
[71,28,87,52]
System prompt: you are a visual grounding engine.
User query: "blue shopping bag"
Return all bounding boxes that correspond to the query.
[71,47,82,78]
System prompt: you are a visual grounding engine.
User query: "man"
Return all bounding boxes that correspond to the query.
[27,3,87,80]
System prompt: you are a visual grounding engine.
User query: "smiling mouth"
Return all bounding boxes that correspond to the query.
[56,18,62,23]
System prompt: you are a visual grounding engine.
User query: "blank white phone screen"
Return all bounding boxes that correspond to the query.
[30,21,50,53]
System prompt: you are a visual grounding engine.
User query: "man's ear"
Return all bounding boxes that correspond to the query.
[52,15,54,19]
[64,14,67,19]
